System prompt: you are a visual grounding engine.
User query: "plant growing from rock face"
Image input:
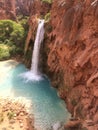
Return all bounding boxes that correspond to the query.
[44,12,51,22]
[41,0,52,4]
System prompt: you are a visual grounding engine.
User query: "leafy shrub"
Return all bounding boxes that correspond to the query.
[0,20,25,60]
[19,18,28,28]
[0,43,23,60]
[0,44,10,60]
[0,20,25,45]
[19,17,29,39]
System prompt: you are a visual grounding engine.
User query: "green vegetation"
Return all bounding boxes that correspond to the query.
[0,20,25,44]
[7,111,15,120]
[0,113,4,123]
[0,19,27,60]
[41,0,52,4]
[0,43,22,60]
[0,44,10,60]
[17,15,29,31]
[44,12,51,22]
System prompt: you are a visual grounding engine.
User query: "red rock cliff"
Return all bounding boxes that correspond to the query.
[0,0,16,20]
[0,0,33,20]
[46,0,98,129]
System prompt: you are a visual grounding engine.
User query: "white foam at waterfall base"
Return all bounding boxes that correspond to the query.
[21,19,45,82]
[19,71,43,82]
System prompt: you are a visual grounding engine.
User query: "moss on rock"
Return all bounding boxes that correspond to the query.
[41,0,52,4]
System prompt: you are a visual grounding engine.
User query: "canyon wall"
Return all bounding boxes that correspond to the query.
[0,0,16,20]
[46,0,98,129]
[0,0,33,20]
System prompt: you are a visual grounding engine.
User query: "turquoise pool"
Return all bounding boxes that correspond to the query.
[0,60,70,130]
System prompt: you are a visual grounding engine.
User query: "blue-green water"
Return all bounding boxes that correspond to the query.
[0,60,70,130]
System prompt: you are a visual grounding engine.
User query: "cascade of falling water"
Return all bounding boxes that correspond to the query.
[31,19,45,75]
[20,19,45,81]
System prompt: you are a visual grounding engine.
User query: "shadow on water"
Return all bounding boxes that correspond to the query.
[10,63,70,130]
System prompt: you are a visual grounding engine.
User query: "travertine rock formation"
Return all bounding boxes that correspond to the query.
[47,0,98,129]
[0,0,16,20]
[0,0,33,20]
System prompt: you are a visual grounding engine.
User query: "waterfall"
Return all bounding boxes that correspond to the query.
[31,19,45,75]
[20,19,45,82]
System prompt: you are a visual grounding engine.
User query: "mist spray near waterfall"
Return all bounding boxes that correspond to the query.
[20,19,45,82]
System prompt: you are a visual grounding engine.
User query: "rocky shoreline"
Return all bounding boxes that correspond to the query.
[0,97,34,130]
